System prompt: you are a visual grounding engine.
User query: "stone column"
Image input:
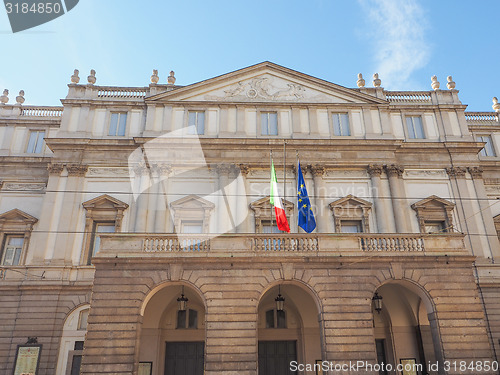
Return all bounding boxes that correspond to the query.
[153,164,172,233]
[43,164,68,262]
[237,164,252,233]
[367,164,390,233]
[469,167,500,259]
[134,164,150,233]
[446,167,486,257]
[216,164,232,233]
[309,165,327,233]
[385,164,409,233]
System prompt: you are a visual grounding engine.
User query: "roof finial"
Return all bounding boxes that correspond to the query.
[87,69,96,85]
[373,73,381,87]
[0,89,9,105]
[431,75,440,90]
[71,69,80,84]
[493,97,500,113]
[151,69,159,84]
[16,90,25,105]
[357,73,365,88]
[168,71,176,85]
[446,75,456,90]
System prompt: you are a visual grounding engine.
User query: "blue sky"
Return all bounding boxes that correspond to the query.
[0,0,498,111]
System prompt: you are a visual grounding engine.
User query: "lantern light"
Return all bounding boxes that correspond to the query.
[372,292,383,314]
[177,286,188,311]
[275,285,285,311]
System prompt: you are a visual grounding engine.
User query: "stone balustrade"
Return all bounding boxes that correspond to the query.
[385,91,432,104]
[21,106,63,117]
[465,112,499,125]
[97,86,148,99]
[96,232,467,258]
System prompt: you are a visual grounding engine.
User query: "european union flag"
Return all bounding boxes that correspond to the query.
[297,162,316,233]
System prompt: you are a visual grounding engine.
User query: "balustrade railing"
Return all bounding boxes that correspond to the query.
[359,235,425,252]
[252,235,319,252]
[21,106,63,117]
[385,91,432,104]
[144,236,210,252]
[465,112,499,124]
[97,87,148,99]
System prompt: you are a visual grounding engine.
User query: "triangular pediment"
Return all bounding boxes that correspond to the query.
[250,195,294,211]
[82,194,129,211]
[171,195,215,210]
[411,195,455,210]
[0,209,38,224]
[329,195,372,209]
[148,62,387,105]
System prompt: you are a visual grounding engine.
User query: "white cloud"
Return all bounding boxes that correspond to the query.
[358,0,430,89]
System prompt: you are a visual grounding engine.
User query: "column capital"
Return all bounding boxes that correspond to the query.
[468,166,484,179]
[385,164,404,177]
[367,164,384,177]
[308,164,325,177]
[238,164,251,177]
[151,163,172,176]
[215,163,233,176]
[446,166,467,178]
[67,164,89,177]
[47,163,65,175]
[132,163,148,177]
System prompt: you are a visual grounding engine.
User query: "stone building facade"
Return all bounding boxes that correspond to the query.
[1,62,500,375]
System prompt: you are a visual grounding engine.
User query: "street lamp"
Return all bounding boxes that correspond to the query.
[275,285,285,311]
[177,286,188,311]
[372,292,383,314]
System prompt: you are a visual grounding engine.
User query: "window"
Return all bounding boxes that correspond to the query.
[477,135,496,157]
[329,195,372,233]
[176,309,198,329]
[188,111,205,135]
[406,116,425,139]
[1,236,24,265]
[250,196,294,233]
[261,112,278,135]
[89,222,115,260]
[265,309,286,329]
[332,113,350,136]
[68,341,84,375]
[181,221,203,234]
[82,195,128,265]
[424,221,446,234]
[26,130,45,153]
[109,112,127,136]
[411,195,455,234]
[340,220,363,233]
[77,309,89,330]
[0,209,37,267]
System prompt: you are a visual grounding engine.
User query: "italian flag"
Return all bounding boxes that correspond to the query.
[270,160,290,233]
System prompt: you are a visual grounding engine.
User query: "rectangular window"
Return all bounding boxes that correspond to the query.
[332,113,350,136]
[90,223,115,259]
[477,135,496,157]
[109,113,127,136]
[261,112,278,135]
[341,220,362,233]
[26,130,45,153]
[424,221,446,234]
[1,235,24,265]
[406,116,425,139]
[181,221,203,234]
[188,111,205,135]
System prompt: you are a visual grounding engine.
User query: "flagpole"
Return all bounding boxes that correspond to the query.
[283,141,286,202]
[270,150,273,231]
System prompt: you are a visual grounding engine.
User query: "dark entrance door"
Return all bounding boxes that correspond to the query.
[164,341,204,375]
[258,340,297,375]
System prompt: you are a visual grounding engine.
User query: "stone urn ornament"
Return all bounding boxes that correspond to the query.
[167,71,176,85]
[357,73,365,88]
[493,97,500,113]
[87,69,96,85]
[0,89,9,104]
[431,75,440,90]
[71,69,80,84]
[16,90,25,105]
[373,73,381,87]
[151,69,159,84]
[446,76,456,90]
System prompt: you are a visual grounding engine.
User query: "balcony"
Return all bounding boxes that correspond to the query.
[96,233,468,258]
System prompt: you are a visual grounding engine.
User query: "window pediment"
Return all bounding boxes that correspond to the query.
[329,195,372,233]
[170,195,215,234]
[0,209,38,230]
[411,195,455,233]
[250,196,294,233]
[82,194,129,212]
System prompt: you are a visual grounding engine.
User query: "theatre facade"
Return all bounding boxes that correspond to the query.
[1,62,500,374]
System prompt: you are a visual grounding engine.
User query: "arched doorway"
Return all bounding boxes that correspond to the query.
[140,283,206,375]
[258,283,322,375]
[372,282,443,375]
